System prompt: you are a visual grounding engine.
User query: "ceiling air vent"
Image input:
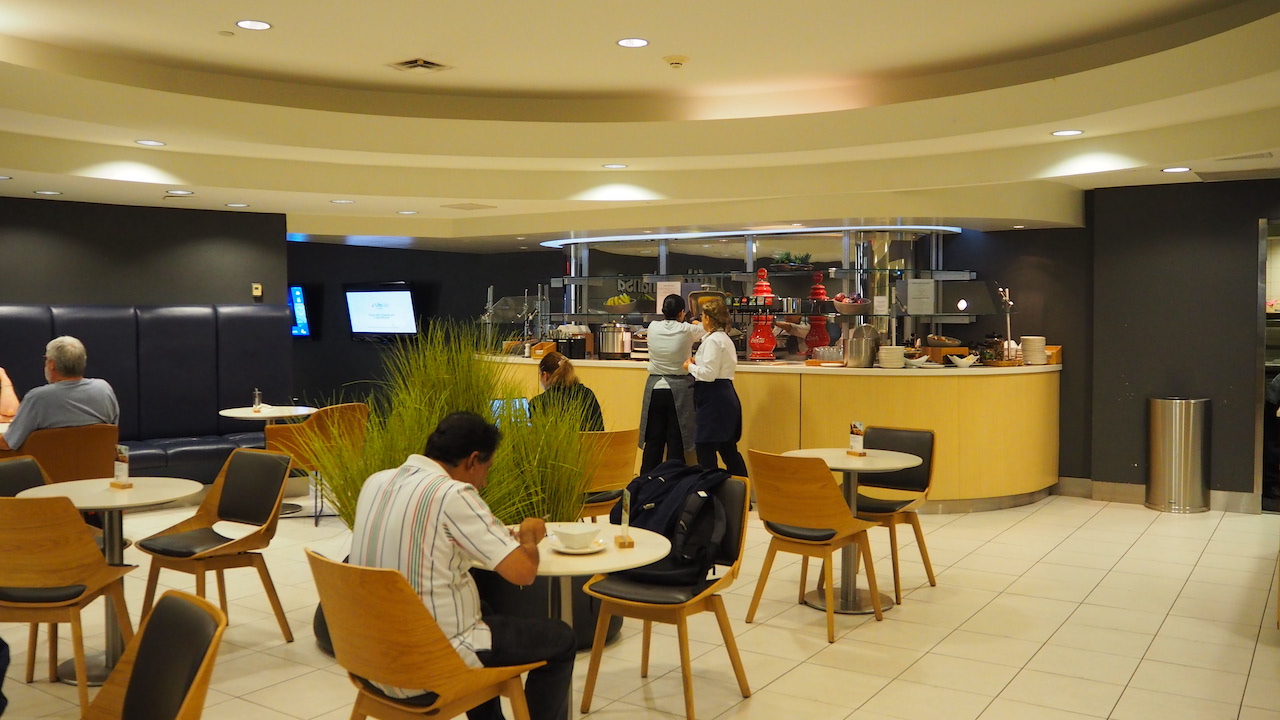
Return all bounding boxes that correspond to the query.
[1195,168,1280,182]
[441,203,497,211]
[389,58,452,74]
[1216,151,1274,162]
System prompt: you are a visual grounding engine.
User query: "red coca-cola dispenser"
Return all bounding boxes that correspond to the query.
[804,271,830,354]
[747,268,777,360]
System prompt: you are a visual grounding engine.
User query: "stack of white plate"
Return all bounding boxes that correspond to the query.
[1021,336,1047,365]
[877,345,906,368]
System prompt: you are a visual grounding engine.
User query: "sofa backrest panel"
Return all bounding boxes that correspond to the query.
[136,306,220,439]
[215,305,292,435]
[0,305,53,397]
[51,306,141,441]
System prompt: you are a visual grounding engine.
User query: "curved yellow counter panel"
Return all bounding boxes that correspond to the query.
[495,357,1060,509]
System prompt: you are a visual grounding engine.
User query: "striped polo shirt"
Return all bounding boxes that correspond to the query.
[350,454,520,698]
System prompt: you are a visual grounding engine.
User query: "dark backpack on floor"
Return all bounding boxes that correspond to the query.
[610,461,730,587]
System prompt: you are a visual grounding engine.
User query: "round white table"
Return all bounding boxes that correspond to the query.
[781,448,921,615]
[219,405,318,424]
[536,522,669,720]
[18,476,203,681]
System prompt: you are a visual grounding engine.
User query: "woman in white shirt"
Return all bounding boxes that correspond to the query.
[683,297,748,476]
[638,295,706,473]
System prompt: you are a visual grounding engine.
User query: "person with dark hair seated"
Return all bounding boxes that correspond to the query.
[349,411,574,720]
[529,351,604,431]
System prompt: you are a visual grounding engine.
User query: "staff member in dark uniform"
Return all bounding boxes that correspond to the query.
[638,294,705,473]
[684,297,748,476]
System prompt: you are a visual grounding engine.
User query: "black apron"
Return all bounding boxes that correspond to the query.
[693,378,742,444]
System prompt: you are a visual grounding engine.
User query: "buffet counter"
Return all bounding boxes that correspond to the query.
[492,356,1061,511]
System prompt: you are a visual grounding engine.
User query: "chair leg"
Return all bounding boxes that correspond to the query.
[888,521,902,604]
[745,543,778,623]
[641,620,653,677]
[822,550,836,642]
[504,676,533,720]
[47,623,58,681]
[710,595,750,698]
[25,623,36,683]
[252,554,294,642]
[215,569,230,617]
[798,558,810,603]
[141,561,161,618]
[69,610,89,712]
[908,513,937,588]
[110,583,135,643]
[195,570,206,598]
[579,603,613,714]
[857,533,884,621]
[675,613,696,720]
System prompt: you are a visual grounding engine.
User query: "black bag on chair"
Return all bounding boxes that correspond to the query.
[610,461,729,586]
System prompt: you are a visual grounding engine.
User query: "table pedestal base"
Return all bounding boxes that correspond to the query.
[57,655,111,686]
[803,587,894,615]
[279,502,303,516]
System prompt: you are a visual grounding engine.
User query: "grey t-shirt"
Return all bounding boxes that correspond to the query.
[3,378,120,449]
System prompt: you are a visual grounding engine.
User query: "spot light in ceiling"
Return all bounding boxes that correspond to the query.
[397,210,418,215]
[236,20,271,30]
[330,199,355,204]
[135,140,166,146]
[226,203,249,208]
[34,190,61,195]
[1162,166,1191,173]
[617,38,648,48]
[166,189,193,195]
[1051,130,1083,137]
[1013,225,1025,229]
[602,164,628,169]
[0,176,10,180]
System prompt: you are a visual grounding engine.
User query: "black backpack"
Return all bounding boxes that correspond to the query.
[610,461,730,587]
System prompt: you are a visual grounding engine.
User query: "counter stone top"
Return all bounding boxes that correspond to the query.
[483,355,1061,376]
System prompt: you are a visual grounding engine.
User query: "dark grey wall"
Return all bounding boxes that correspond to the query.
[945,227,1094,479]
[0,197,287,305]
[286,242,565,402]
[1091,180,1280,493]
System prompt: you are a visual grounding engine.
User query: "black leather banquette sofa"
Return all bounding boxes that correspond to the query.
[0,304,292,484]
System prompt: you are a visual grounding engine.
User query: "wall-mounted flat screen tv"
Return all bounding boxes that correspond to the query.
[344,282,419,339]
[289,285,312,337]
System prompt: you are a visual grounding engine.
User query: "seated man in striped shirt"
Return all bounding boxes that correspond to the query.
[350,411,574,720]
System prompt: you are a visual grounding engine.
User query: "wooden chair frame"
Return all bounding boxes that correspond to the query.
[578,428,640,520]
[857,427,938,603]
[0,423,117,483]
[265,402,369,525]
[138,448,294,642]
[84,590,227,720]
[0,496,135,712]
[745,450,883,643]
[580,477,752,720]
[306,549,543,720]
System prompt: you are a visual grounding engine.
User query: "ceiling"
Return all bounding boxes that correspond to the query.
[1,0,1279,253]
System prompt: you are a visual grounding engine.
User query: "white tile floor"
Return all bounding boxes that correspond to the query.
[3,494,1278,720]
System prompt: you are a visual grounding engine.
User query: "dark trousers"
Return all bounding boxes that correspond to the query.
[641,388,684,474]
[467,614,575,720]
[696,441,748,477]
[0,636,8,715]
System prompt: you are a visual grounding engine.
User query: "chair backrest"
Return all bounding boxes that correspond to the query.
[211,449,291,527]
[15,424,117,483]
[862,427,934,493]
[0,496,108,589]
[747,450,858,537]
[0,456,49,497]
[581,428,641,494]
[86,591,227,720]
[306,549,474,693]
[265,403,369,473]
[714,477,750,576]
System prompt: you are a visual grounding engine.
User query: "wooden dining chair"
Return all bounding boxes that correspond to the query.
[0,423,117,483]
[84,590,227,720]
[745,450,883,643]
[305,549,544,720]
[264,402,369,525]
[137,448,294,642]
[0,495,135,712]
[578,428,640,520]
[580,477,752,720]
[857,427,938,603]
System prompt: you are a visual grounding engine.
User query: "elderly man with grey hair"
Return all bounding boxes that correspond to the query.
[0,336,119,451]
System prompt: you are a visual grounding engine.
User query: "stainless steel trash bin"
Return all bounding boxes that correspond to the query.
[1146,397,1210,513]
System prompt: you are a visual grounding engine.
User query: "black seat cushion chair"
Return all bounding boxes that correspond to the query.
[121,593,221,720]
[0,457,46,497]
[762,522,836,542]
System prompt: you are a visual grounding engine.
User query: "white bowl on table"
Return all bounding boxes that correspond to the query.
[553,523,602,550]
[948,354,979,368]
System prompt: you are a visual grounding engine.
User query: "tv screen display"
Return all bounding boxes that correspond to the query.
[289,285,312,337]
[344,282,419,338]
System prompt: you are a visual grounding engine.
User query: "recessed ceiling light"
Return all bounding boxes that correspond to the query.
[396,210,418,215]
[166,189,193,195]
[791,223,804,227]
[34,190,61,195]
[617,38,648,48]
[135,139,166,146]
[1051,130,1083,137]
[519,246,529,250]
[236,20,271,30]
[516,237,526,240]
[1162,166,1191,173]
[643,230,653,233]
[0,176,10,180]
[330,199,355,204]
[1013,225,1025,229]
[602,164,628,169]
[226,203,249,208]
